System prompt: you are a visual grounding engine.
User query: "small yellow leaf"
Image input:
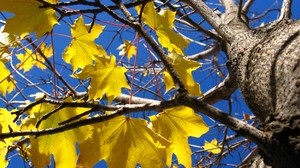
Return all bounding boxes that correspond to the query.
[0,0,58,38]
[136,1,189,54]
[163,53,202,96]
[203,139,222,154]
[16,44,52,72]
[63,16,105,70]
[0,61,15,96]
[24,100,93,168]
[117,40,136,59]
[150,106,209,167]
[78,116,170,168]
[75,55,130,103]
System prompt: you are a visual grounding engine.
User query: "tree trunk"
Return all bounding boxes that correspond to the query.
[228,19,300,168]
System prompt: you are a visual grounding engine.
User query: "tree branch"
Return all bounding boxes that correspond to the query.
[179,94,268,150]
[165,1,221,40]
[278,0,292,21]
[200,75,238,104]
[0,98,178,139]
[242,0,255,13]
[116,94,160,104]
[221,0,238,13]
[182,0,235,43]
[187,44,221,60]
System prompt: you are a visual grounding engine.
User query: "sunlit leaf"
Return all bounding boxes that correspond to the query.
[23,99,93,168]
[0,108,19,167]
[117,40,137,59]
[78,116,171,168]
[150,106,209,167]
[16,43,52,72]
[0,61,15,96]
[75,55,130,103]
[0,141,8,168]
[163,53,202,96]
[203,139,222,154]
[63,16,105,70]
[136,1,190,54]
[0,108,18,134]
[0,0,58,38]
[0,26,18,62]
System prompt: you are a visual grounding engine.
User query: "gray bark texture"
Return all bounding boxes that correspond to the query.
[228,19,300,168]
[183,1,300,167]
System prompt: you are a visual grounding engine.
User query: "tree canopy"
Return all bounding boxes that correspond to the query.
[0,0,299,168]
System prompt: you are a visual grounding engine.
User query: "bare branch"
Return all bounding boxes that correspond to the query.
[182,0,235,43]
[200,75,238,104]
[187,44,221,60]
[242,0,255,13]
[112,0,135,22]
[116,94,160,104]
[179,94,268,150]
[165,2,221,40]
[220,0,249,31]
[278,0,292,21]
[221,0,238,13]
[0,99,179,139]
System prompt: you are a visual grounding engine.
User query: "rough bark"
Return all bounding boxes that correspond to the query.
[184,0,300,167]
[228,19,300,168]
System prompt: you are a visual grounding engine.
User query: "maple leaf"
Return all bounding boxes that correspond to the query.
[0,108,20,167]
[149,106,209,167]
[136,1,190,54]
[75,55,130,103]
[0,26,18,62]
[163,53,202,96]
[203,139,222,154]
[16,44,52,72]
[22,100,93,168]
[0,61,15,96]
[117,40,137,59]
[0,0,58,38]
[63,16,105,70]
[0,108,18,134]
[78,116,171,168]
[0,141,8,168]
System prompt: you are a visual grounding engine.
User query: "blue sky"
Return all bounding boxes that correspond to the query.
[1,0,300,167]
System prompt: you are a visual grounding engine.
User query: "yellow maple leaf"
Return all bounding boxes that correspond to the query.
[149,106,209,167]
[75,55,130,103]
[0,0,58,38]
[63,16,105,70]
[0,61,15,96]
[136,1,189,54]
[16,44,52,72]
[23,100,93,168]
[0,108,18,134]
[203,139,222,154]
[78,116,171,168]
[163,53,202,96]
[0,141,8,168]
[117,40,137,59]
[0,26,18,62]
[0,108,20,167]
